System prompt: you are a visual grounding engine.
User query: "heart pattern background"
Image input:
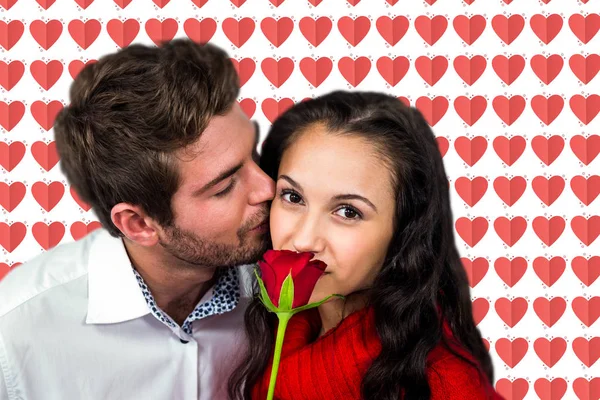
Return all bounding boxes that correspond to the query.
[1,0,599,398]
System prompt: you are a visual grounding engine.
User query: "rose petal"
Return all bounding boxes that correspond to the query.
[291,262,327,308]
[257,260,279,306]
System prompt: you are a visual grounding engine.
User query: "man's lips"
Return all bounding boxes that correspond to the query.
[251,219,269,231]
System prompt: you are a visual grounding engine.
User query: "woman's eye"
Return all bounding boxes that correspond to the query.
[281,190,303,204]
[335,206,361,220]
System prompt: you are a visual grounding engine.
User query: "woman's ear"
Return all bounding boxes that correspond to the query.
[110,203,160,246]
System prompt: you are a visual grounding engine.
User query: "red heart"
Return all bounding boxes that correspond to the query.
[68,59,96,79]
[106,19,140,48]
[494,217,527,247]
[532,216,565,246]
[573,377,600,400]
[307,0,322,5]
[572,256,600,286]
[532,256,566,287]
[531,176,565,206]
[455,217,488,247]
[152,0,170,7]
[375,16,409,46]
[145,18,178,46]
[190,0,208,6]
[0,60,25,91]
[0,0,19,10]
[261,98,294,123]
[454,135,487,166]
[569,94,600,125]
[495,337,528,368]
[32,221,65,251]
[471,298,489,325]
[0,182,26,212]
[376,56,409,86]
[34,0,55,7]
[0,141,25,172]
[415,96,448,126]
[31,141,60,171]
[230,58,255,87]
[30,100,64,131]
[238,98,256,119]
[31,181,65,212]
[414,15,448,46]
[533,338,566,368]
[492,96,525,126]
[30,19,63,50]
[572,337,600,367]
[530,54,563,85]
[0,101,25,131]
[534,378,567,400]
[73,0,94,8]
[531,95,564,125]
[68,19,101,49]
[338,57,371,87]
[570,134,600,165]
[491,55,525,85]
[415,56,448,86]
[571,216,600,246]
[453,55,486,85]
[492,136,525,166]
[222,17,255,48]
[299,57,332,87]
[493,176,526,206]
[298,17,332,47]
[460,257,488,288]
[70,221,102,241]
[0,263,20,282]
[338,16,371,46]
[229,0,246,6]
[495,297,528,328]
[260,17,293,47]
[530,14,563,44]
[454,177,488,207]
[494,257,527,287]
[569,54,600,84]
[533,297,566,327]
[453,96,487,126]
[452,15,486,45]
[30,60,63,90]
[268,0,285,6]
[531,135,564,166]
[436,136,449,157]
[495,378,529,400]
[261,58,294,88]
[183,18,216,43]
[572,296,600,327]
[69,186,92,212]
[491,14,525,45]
[568,13,600,44]
[113,0,132,7]
[0,20,24,50]
[0,222,26,252]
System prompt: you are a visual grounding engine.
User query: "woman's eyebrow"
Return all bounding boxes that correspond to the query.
[278,175,303,191]
[332,194,378,212]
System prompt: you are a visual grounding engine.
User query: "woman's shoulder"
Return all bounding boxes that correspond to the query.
[426,343,504,400]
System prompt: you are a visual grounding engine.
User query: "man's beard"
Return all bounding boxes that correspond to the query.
[158,211,270,268]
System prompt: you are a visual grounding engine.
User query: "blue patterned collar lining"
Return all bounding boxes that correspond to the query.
[132,267,240,335]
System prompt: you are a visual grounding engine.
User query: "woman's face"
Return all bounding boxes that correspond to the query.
[269,125,396,303]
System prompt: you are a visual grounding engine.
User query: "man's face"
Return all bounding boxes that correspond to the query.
[159,103,275,268]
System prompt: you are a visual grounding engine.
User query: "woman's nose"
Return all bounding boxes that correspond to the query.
[291,216,325,254]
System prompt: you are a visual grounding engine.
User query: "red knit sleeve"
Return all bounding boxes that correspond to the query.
[426,353,505,400]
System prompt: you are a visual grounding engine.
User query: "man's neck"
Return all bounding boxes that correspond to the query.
[123,239,218,326]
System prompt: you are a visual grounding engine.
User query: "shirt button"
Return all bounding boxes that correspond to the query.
[180,339,189,344]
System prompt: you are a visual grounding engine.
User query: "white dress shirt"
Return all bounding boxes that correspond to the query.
[0,228,255,400]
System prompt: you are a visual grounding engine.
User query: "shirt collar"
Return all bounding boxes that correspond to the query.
[86,229,152,324]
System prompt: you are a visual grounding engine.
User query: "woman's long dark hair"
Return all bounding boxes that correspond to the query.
[228,91,494,400]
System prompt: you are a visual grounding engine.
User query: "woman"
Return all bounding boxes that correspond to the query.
[228,91,503,400]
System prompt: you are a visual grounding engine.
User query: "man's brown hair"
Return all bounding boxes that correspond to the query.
[54,39,240,237]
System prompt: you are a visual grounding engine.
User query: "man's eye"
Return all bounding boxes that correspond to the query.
[215,180,235,197]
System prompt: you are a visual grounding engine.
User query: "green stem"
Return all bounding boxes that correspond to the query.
[266,312,292,400]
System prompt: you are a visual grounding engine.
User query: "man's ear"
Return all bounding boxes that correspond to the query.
[111,203,161,246]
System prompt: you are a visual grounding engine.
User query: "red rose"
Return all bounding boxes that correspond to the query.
[258,249,327,309]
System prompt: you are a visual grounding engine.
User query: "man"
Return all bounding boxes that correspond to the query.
[0,39,275,399]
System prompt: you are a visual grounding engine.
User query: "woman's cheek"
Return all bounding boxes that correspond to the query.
[269,200,288,250]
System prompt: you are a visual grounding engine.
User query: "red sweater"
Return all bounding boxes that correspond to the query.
[252,306,505,400]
